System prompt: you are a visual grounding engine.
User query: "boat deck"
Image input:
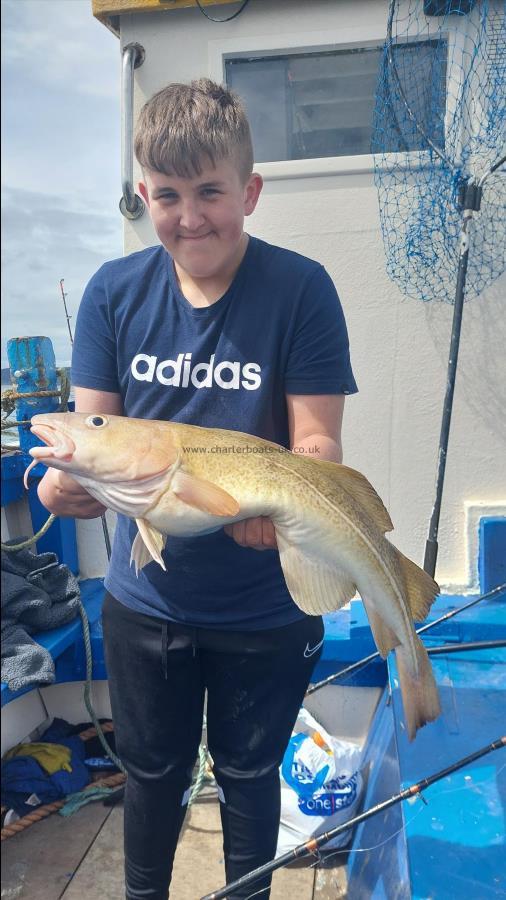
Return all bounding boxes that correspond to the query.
[1,784,348,899]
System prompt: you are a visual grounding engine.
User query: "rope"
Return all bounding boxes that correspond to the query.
[189,741,212,807]
[1,515,56,553]
[1,367,71,451]
[1,368,70,418]
[0,772,126,840]
[78,598,127,775]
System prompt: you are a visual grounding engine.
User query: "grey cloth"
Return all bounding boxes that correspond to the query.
[1,544,81,692]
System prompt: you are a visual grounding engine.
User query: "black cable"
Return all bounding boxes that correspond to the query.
[194,0,251,22]
[487,153,506,177]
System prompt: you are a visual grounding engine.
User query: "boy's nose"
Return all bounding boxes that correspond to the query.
[178,200,205,231]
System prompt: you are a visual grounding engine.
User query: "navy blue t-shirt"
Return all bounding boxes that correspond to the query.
[72,236,357,629]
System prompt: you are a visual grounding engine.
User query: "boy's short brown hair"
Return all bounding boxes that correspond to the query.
[134,78,254,182]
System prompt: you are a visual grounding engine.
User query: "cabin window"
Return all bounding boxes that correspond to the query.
[225,41,446,163]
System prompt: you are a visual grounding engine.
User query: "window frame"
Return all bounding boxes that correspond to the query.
[207,25,450,182]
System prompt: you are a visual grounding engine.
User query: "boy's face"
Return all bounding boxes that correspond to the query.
[138,158,263,282]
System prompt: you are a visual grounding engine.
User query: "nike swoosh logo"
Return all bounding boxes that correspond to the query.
[303,637,324,658]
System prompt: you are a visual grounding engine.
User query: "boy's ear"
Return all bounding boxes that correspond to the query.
[138,181,150,208]
[244,173,263,216]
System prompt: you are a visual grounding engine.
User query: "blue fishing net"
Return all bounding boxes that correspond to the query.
[372,0,506,303]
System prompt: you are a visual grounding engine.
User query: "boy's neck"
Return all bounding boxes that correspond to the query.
[173,233,249,308]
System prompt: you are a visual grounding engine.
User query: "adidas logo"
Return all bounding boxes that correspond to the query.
[131,353,262,391]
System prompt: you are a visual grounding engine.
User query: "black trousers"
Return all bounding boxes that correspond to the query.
[101,592,324,900]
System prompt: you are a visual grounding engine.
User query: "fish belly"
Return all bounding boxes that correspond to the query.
[146,487,267,538]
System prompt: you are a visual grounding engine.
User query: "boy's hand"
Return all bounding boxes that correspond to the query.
[224,517,277,551]
[37,468,107,519]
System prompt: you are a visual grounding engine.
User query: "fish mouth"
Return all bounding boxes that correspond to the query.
[29,423,76,460]
[24,423,77,489]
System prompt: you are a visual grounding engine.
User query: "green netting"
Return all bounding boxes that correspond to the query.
[372,0,506,303]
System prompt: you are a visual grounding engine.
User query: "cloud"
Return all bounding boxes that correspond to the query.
[2,0,120,100]
[1,1,124,367]
[2,187,122,367]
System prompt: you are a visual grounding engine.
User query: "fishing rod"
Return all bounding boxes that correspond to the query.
[58,279,111,560]
[425,640,506,656]
[306,582,506,696]
[59,279,74,348]
[201,736,506,900]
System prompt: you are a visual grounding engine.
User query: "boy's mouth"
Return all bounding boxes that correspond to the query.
[178,232,212,241]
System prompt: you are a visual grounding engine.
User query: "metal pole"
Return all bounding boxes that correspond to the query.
[120,43,145,220]
[423,179,483,577]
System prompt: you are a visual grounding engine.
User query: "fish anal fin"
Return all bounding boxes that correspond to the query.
[276,530,357,615]
[364,604,400,658]
[312,459,394,533]
[395,638,442,741]
[398,552,439,621]
[172,471,240,517]
[133,518,167,572]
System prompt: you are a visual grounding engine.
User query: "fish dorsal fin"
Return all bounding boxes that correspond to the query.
[132,518,167,573]
[398,552,439,621]
[172,470,240,517]
[275,527,357,615]
[311,459,394,534]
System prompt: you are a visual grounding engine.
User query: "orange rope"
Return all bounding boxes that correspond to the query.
[1,722,124,841]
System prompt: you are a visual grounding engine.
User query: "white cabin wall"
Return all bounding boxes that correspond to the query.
[118,0,506,592]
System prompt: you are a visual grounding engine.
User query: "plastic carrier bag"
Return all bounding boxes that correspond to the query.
[276,707,363,856]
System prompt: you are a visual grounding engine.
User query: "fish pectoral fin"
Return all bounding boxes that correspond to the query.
[398,551,439,621]
[172,471,240,517]
[362,603,400,658]
[275,530,357,615]
[132,518,167,572]
[312,459,394,533]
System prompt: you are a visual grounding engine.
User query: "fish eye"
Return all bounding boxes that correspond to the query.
[85,415,108,428]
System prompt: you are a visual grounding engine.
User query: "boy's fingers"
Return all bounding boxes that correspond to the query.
[261,518,277,548]
[224,517,277,550]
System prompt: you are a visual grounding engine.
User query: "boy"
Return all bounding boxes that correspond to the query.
[38,79,357,899]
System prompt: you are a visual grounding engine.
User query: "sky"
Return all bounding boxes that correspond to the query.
[1,0,123,368]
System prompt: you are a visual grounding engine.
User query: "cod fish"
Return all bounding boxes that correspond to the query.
[26,412,441,740]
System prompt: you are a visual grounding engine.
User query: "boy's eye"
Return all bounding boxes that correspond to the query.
[201,188,220,197]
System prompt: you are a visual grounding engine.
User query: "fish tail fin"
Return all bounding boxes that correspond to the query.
[395,637,441,741]
[398,551,439,621]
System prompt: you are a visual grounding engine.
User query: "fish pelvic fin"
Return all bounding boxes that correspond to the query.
[312,459,394,533]
[275,530,357,615]
[395,637,442,741]
[172,470,240,517]
[131,518,167,574]
[130,531,153,575]
[398,551,439,621]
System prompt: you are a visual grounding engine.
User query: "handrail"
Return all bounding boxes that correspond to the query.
[120,42,146,220]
